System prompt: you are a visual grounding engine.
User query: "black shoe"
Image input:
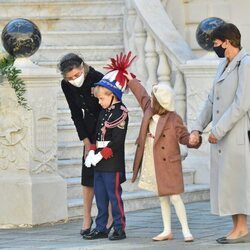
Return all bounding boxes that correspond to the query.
[83,229,108,240]
[80,218,93,236]
[107,221,114,234]
[80,228,91,237]
[109,229,126,240]
[216,236,226,243]
[217,233,250,244]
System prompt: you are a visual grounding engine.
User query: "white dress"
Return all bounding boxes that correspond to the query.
[138,114,160,192]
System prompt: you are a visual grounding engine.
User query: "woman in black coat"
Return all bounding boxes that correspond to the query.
[59,53,113,236]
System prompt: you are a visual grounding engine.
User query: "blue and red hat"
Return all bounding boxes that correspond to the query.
[95,52,136,100]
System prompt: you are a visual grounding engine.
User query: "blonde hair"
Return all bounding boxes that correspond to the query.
[94,85,114,98]
[152,93,168,115]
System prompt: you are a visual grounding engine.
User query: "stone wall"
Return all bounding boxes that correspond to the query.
[164,0,250,56]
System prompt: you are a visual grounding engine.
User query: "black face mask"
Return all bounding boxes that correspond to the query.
[213,44,226,58]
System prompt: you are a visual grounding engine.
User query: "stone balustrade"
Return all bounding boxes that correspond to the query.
[124,0,196,122]
[123,0,221,184]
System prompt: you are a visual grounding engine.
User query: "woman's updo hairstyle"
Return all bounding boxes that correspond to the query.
[59,53,84,76]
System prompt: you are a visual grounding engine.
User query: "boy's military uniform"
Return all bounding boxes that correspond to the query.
[93,102,128,235]
[95,102,128,173]
[83,52,135,241]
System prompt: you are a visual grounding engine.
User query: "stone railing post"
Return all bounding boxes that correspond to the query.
[155,42,171,87]
[181,60,218,183]
[134,16,147,84]
[124,0,137,55]
[145,32,158,89]
[173,67,186,121]
[0,59,68,227]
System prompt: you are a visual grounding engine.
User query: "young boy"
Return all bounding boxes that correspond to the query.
[83,52,135,241]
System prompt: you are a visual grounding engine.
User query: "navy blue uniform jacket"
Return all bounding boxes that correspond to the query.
[94,102,129,173]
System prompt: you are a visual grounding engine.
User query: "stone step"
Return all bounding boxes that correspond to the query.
[5,0,123,2]
[31,45,124,63]
[58,91,141,110]
[58,158,82,179]
[0,15,123,32]
[58,140,136,160]
[58,122,141,143]
[40,60,107,74]
[58,107,142,126]
[68,184,210,219]
[41,31,123,46]
[66,172,136,200]
[58,155,134,179]
[0,1,124,18]
[66,169,196,200]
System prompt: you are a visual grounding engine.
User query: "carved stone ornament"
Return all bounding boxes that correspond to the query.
[0,89,29,170]
[32,97,57,174]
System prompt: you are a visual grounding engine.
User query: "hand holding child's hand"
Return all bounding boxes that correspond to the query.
[189,131,200,146]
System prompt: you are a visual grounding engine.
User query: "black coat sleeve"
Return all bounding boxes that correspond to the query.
[61,81,89,140]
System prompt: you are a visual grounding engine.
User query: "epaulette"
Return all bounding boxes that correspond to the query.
[100,106,128,139]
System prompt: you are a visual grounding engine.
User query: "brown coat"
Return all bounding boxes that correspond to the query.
[128,79,200,196]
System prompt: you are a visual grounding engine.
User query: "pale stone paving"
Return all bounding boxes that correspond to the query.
[0,201,249,250]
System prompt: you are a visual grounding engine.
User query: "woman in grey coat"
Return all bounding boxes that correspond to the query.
[191,23,250,244]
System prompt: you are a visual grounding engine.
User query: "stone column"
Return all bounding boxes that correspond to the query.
[180,59,218,184]
[0,59,67,227]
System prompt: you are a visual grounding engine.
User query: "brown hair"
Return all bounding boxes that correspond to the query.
[211,23,241,48]
[152,93,168,115]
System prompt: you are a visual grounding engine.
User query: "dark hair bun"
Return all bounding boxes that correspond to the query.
[59,53,83,73]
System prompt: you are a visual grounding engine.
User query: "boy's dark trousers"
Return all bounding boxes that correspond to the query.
[94,171,126,232]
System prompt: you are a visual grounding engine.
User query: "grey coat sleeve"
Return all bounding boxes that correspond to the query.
[192,86,214,133]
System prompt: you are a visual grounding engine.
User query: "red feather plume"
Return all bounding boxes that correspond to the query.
[104,51,136,71]
[104,51,136,90]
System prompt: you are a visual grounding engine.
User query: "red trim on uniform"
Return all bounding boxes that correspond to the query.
[100,147,113,159]
[115,172,126,230]
[89,144,97,151]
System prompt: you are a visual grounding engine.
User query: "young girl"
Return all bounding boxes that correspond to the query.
[124,72,201,242]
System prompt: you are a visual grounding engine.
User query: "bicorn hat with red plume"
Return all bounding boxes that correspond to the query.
[95,51,136,100]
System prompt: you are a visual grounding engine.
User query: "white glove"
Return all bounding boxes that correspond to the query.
[85,150,95,168]
[90,152,103,166]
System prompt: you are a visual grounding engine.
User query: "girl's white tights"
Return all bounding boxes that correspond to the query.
[158,195,192,238]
